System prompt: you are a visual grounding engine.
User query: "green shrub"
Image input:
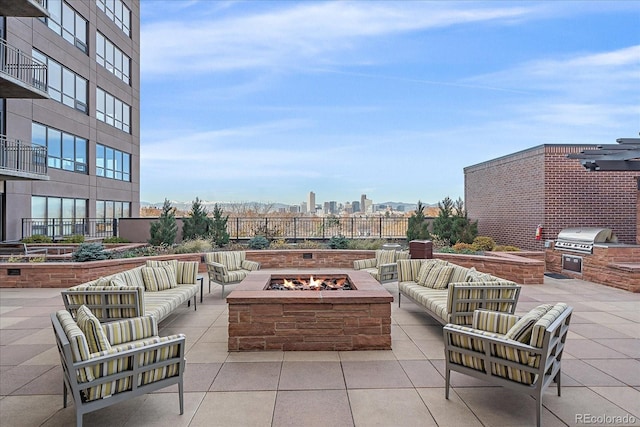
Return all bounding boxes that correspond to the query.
[452,242,477,252]
[21,234,52,243]
[182,197,214,240]
[328,235,349,249]
[28,256,46,263]
[72,243,109,262]
[149,199,177,246]
[473,236,496,251]
[269,239,292,249]
[174,238,213,254]
[102,236,130,243]
[295,240,325,249]
[436,247,456,253]
[346,239,388,250]
[61,234,84,243]
[494,245,520,252]
[248,235,270,250]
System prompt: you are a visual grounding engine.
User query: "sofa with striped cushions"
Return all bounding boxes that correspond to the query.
[443,303,572,427]
[204,251,260,297]
[353,249,411,284]
[51,308,186,427]
[397,259,521,326]
[61,260,200,323]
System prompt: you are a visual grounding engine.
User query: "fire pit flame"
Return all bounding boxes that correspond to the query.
[267,275,353,291]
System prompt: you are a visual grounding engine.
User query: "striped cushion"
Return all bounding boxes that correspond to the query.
[417,259,447,285]
[177,261,198,284]
[397,259,425,282]
[464,267,478,282]
[76,305,111,354]
[118,267,146,290]
[505,304,553,343]
[375,250,396,267]
[473,310,519,334]
[530,303,569,348]
[141,266,177,292]
[146,259,178,272]
[109,277,127,286]
[216,251,244,271]
[102,316,158,345]
[56,310,95,382]
[424,264,455,289]
[448,265,469,284]
[492,344,539,384]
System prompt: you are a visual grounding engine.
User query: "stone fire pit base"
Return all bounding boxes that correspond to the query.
[227,270,393,351]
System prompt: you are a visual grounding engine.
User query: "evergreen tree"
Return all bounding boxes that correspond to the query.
[431,196,456,245]
[182,197,214,240]
[452,197,478,244]
[149,199,177,245]
[210,203,230,247]
[406,200,431,241]
[432,196,478,245]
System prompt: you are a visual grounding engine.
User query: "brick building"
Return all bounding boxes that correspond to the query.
[464,144,639,251]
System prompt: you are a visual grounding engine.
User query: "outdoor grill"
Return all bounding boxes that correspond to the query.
[554,227,618,254]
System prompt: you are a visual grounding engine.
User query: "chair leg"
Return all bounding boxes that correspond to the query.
[556,371,562,396]
[178,379,184,415]
[445,367,450,399]
[193,295,197,311]
[398,292,401,307]
[536,397,542,427]
[63,381,68,408]
[221,284,226,299]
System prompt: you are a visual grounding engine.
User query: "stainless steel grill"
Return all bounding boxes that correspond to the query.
[555,227,618,254]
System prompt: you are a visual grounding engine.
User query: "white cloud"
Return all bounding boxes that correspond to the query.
[141,2,534,75]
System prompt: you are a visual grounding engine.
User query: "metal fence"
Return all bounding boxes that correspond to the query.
[0,135,48,176]
[22,218,118,240]
[227,216,409,240]
[21,216,409,242]
[0,37,47,92]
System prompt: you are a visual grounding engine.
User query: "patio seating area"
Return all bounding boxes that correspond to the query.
[1,275,639,426]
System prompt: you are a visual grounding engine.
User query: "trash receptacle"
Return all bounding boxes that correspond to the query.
[382,243,402,251]
[409,240,433,259]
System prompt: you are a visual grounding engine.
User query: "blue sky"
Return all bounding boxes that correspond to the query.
[139,1,640,206]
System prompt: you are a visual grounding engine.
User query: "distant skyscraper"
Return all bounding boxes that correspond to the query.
[360,194,366,213]
[352,201,360,213]
[301,201,308,213]
[308,192,316,213]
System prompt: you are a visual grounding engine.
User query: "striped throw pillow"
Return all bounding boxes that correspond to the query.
[423,264,455,289]
[141,265,177,291]
[177,261,198,284]
[505,304,554,343]
[417,260,447,286]
[76,305,111,354]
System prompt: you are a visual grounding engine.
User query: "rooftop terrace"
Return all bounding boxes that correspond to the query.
[1,275,638,426]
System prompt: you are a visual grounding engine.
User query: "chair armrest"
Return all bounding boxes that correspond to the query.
[377,263,398,282]
[241,260,261,271]
[353,258,376,270]
[472,310,520,334]
[206,261,227,274]
[102,315,159,346]
[444,323,541,355]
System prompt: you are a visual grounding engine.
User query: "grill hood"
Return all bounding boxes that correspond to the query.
[555,227,618,254]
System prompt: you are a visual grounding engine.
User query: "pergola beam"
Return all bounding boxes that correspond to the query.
[568,137,640,171]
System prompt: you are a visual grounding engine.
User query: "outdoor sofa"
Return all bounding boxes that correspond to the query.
[353,249,411,284]
[61,260,200,323]
[397,258,521,326]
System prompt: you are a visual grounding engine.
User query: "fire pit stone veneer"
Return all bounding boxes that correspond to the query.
[227,270,393,351]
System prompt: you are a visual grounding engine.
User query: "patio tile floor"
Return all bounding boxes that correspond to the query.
[1,276,639,426]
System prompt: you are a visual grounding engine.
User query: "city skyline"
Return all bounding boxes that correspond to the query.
[139,1,639,205]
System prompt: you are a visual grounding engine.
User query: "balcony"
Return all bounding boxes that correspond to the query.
[0,135,49,180]
[0,38,48,99]
[0,0,48,17]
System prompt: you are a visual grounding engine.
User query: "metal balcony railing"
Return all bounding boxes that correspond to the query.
[0,135,48,178]
[0,37,48,97]
[22,218,119,240]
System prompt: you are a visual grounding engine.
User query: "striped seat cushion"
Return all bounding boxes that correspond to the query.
[144,284,198,322]
[505,304,554,343]
[141,266,177,291]
[102,316,158,346]
[56,310,95,383]
[76,305,112,354]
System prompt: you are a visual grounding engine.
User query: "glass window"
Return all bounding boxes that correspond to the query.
[31,196,88,237]
[32,196,47,218]
[97,200,131,219]
[41,1,88,54]
[32,122,88,174]
[96,88,131,133]
[97,0,131,37]
[33,50,87,114]
[96,144,131,182]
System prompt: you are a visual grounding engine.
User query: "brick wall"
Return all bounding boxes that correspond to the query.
[465,144,639,251]
[434,252,545,284]
[465,146,546,251]
[545,245,640,292]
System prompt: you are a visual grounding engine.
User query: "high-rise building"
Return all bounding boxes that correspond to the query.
[360,194,366,213]
[308,191,315,214]
[351,200,360,213]
[0,0,140,241]
[300,201,307,213]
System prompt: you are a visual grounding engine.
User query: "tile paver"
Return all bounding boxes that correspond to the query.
[1,274,639,426]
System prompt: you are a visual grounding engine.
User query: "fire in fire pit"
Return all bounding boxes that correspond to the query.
[267,275,353,291]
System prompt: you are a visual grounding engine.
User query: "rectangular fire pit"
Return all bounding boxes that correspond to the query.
[227,270,393,351]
